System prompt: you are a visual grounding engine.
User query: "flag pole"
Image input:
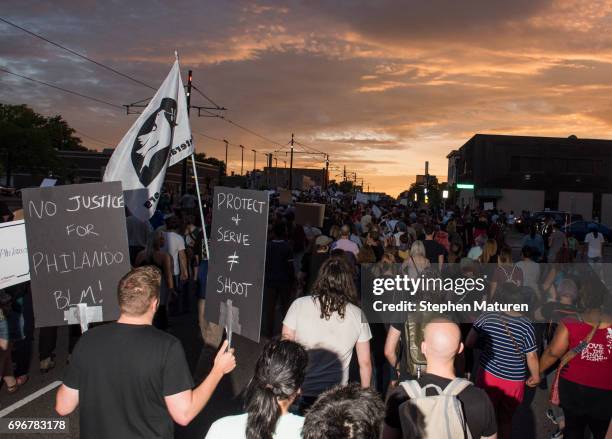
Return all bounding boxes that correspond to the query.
[190,155,210,260]
[176,50,209,260]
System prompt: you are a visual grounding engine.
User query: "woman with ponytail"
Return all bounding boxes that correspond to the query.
[206,338,308,439]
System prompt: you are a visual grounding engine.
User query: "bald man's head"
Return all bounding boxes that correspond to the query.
[421,319,463,363]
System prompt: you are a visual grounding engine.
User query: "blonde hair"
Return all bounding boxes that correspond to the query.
[480,239,498,263]
[410,240,426,258]
[117,266,161,316]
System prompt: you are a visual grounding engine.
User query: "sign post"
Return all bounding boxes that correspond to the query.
[21,182,131,328]
[205,187,269,344]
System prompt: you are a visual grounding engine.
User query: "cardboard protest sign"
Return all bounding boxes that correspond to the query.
[279,189,293,205]
[0,220,30,288]
[205,187,269,343]
[21,182,131,328]
[295,202,325,227]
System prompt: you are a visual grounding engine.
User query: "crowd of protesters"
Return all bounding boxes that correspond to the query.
[1,187,611,439]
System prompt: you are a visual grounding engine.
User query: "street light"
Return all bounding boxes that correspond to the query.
[239,145,245,175]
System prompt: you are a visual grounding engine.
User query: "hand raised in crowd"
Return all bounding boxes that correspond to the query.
[213,340,236,375]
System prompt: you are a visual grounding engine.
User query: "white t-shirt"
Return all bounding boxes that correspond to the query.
[206,413,303,439]
[162,231,185,275]
[283,296,372,396]
[585,232,605,258]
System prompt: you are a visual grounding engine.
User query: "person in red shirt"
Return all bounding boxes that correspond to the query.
[539,281,612,439]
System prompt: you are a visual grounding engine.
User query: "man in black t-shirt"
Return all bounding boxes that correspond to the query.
[55,266,236,439]
[422,224,447,269]
[383,319,497,439]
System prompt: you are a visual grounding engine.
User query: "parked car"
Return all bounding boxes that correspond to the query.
[562,221,612,242]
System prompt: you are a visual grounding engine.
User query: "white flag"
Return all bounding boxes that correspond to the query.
[103,59,183,220]
[168,69,194,166]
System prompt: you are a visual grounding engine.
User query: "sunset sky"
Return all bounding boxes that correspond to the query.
[2,0,612,196]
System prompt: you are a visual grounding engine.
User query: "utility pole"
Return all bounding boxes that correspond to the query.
[251,149,257,171]
[240,144,244,175]
[274,157,278,188]
[425,161,430,205]
[343,165,346,182]
[324,154,330,190]
[289,133,294,190]
[223,139,229,177]
[181,70,193,196]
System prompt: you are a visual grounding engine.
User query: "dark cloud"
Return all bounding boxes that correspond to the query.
[301,0,553,43]
[2,1,612,195]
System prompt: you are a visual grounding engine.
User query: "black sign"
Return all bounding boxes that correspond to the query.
[21,182,131,328]
[205,187,269,343]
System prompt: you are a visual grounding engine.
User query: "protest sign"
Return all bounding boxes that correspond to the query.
[205,187,269,343]
[372,205,382,219]
[295,202,325,227]
[279,189,292,205]
[483,201,494,211]
[0,220,30,288]
[40,178,57,187]
[399,198,408,206]
[356,192,369,204]
[21,182,131,328]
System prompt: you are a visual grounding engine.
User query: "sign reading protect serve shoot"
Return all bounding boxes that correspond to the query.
[21,182,131,328]
[205,187,269,343]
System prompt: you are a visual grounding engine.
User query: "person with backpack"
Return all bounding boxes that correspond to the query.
[466,283,539,439]
[383,318,497,439]
[384,241,432,382]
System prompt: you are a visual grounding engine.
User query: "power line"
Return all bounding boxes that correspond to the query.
[0,67,124,109]
[192,85,223,110]
[0,16,157,91]
[293,139,326,155]
[73,129,114,147]
[1,17,346,173]
[192,130,225,144]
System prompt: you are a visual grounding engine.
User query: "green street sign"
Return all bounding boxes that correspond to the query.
[456,183,475,189]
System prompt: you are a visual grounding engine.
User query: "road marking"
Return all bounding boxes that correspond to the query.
[0,380,62,417]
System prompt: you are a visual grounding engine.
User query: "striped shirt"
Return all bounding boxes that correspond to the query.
[474,313,536,381]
